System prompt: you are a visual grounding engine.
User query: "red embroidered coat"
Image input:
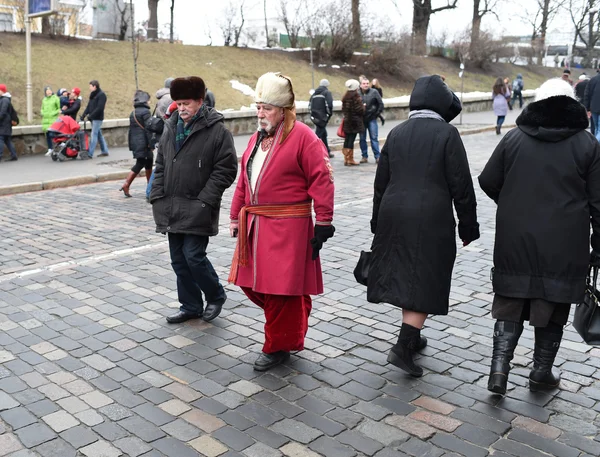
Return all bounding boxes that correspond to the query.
[230,121,335,295]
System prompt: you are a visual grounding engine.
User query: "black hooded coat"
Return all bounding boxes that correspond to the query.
[479,95,600,303]
[367,75,479,315]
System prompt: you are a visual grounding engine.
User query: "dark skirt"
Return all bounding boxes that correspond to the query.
[492,294,571,327]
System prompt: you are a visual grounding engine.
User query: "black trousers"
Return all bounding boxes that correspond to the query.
[315,125,329,152]
[343,133,357,149]
[131,156,153,174]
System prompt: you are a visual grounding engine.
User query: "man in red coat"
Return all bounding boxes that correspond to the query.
[229,72,335,371]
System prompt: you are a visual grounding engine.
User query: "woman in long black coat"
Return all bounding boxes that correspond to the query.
[120,90,154,197]
[479,78,600,394]
[368,75,480,377]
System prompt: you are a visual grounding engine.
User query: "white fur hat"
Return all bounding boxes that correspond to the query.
[345,79,359,91]
[535,78,575,102]
[254,72,295,108]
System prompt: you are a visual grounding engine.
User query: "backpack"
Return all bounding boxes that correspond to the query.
[309,93,331,128]
[512,79,522,92]
[146,106,164,135]
[8,103,19,126]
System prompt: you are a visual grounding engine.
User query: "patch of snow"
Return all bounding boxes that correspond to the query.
[331,65,340,69]
[230,80,255,97]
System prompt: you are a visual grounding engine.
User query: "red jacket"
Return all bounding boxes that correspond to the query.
[230,121,335,295]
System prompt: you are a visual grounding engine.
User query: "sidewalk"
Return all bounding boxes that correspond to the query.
[0,109,521,193]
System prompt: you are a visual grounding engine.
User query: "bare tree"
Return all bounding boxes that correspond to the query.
[130,0,139,89]
[280,1,309,48]
[521,0,564,64]
[570,0,600,62]
[169,0,175,43]
[264,0,270,47]
[219,0,246,47]
[411,0,458,55]
[471,0,498,54]
[322,0,355,61]
[114,0,129,41]
[352,0,361,47]
[147,0,159,41]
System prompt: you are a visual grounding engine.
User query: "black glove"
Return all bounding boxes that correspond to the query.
[80,115,85,121]
[310,224,335,260]
[591,250,600,268]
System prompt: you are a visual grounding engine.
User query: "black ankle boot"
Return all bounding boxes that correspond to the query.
[488,321,523,395]
[529,327,562,392]
[388,324,423,377]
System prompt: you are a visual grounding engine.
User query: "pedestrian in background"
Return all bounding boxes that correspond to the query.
[576,74,594,135]
[512,74,524,109]
[493,77,510,135]
[150,76,237,325]
[205,87,216,109]
[0,84,18,162]
[562,69,573,86]
[155,77,174,118]
[359,75,384,163]
[120,90,154,198]
[62,88,81,121]
[41,86,60,156]
[503,77,513,110]
[368,75,479,377]
[341,79,363,166]
[479,78,600,395]
[371,78,383,97]
[309,79,334,158]
[584,70,600,141]
[80,80,109,159]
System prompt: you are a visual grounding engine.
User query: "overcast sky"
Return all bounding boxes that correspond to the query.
[128,0,570,47]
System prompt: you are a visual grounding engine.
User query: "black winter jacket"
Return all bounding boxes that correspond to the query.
[128,102,153,159]
[367,75,479,315]
[584,73,600,113]
[575,79,589,102]
[342,92,365,135]
[82,89,107,121]
[150,107,238,236]
[479,96,600,303]
[309,86,333,127]
[360,87,384,123]
[62,98,81,120]
[205,90,216,109]
[0,95,12,136]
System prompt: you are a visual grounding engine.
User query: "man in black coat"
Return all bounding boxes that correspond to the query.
[584,71,600,141]
[62,87,82,121]
[309,79,334,158]
[0,84,18,161]
[151,77,238,325]
[80,80,109,159]
[359,75,384,163]
[479,78,600,394]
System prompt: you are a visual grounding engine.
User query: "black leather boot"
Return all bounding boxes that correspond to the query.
[254,351,290,371]
[487,320,523,395]
[387,323,423,377]
[529,326,562,392]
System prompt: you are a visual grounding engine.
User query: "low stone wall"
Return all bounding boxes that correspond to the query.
[6,91,534,156]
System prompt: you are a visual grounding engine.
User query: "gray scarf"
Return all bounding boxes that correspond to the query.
[408,109,445,122]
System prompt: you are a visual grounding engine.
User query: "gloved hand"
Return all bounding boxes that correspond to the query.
[590,250,600,267]
[230,221,239,238]
[80,115,85,121]
[310,224,335,260]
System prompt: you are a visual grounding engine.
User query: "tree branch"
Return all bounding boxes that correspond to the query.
[431,0,458,14]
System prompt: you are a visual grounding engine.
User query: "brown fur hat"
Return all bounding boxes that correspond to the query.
[170,77,206,101]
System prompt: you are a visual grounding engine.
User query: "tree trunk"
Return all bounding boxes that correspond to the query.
[264,0,270,47]
[131,0,139,90]
[351,0,361,48]
[170,0,175,43]
[538,0,550,65]
[42,16,51,35]
[470,0,481,55]
[147,0,159,41]
[411,2,430,55]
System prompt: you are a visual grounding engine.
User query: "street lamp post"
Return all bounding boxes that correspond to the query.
[25,0,33,122]
[590,7,598,66]
[459,62,465,125]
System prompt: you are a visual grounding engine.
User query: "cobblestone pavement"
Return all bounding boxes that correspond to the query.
[0,130,599,457]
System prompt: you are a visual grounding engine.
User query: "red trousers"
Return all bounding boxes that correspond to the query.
[242,287,312,354]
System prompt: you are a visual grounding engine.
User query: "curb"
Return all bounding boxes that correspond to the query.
[0,125,507,197]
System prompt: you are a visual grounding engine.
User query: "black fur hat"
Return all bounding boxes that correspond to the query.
[170,77,206,101]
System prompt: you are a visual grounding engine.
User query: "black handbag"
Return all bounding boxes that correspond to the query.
[353,250,371,286]
[573,266,600,345]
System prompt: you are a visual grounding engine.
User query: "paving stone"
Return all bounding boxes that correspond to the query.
[295,395,335,415]
[15,422,57,448]
[398,437,444,457]
[492,438,549,457]
[245,424,289,448]
[0,433,23,456]
[0,407,37,430]
[511,416,561,439]
[75,409,105,426]
[160,418,201,441]
[0,391,20,411]
[326,408,364,429]
[192,397,229,415]
[296,411,346,436]
[430,433,489,457]
[236,402,283,427]
[118,416,166,442]
[189,435,229,456]
[152,437,199,457]
[219,410,256,431]
[93,422,129,441]
[79,439,122,457]
[336,430,384,456]
[454,423,500,447]
[80,391,114,409]
[409,411,462,432]
[41,410,80,432]
[269,399,305,418]
[181,408,226,433]
[507,428,580,457]
[356,419,409,446]
[213,426,255,451]
[25,399,60,418]
[270,418,323,444]
[373,397,417,416]
[351,401,392,421]
[312,387,358,408]
[385,414,437,440]
[113,437,152,457]
[33,438,77,457]
[59,425,100,449]
[412,396,456,415]
[451,408,511,435]
[308,436,357,457]
[279,442,321,457]
[242,442,282,457]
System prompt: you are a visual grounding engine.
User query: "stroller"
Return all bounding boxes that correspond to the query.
[48,116,89,162]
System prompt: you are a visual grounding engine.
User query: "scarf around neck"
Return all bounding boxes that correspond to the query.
[175,104,205,151]
[408,109,445,122]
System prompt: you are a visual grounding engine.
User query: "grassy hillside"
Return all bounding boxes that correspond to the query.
[0,33,567,123]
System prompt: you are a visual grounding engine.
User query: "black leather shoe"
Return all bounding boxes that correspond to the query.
[202,303,223,322]
[166,311,202,324]
[254,351,290,371]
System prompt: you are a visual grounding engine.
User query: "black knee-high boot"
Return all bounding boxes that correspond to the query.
[388,323,423,377]
[529,325,562,392]
[488,320,524,394]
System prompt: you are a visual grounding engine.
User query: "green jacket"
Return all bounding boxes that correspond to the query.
[41,94,60,132]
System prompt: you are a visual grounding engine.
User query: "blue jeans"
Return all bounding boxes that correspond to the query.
[497,116,506,127]
[88,120,108,157]
[359,119,380,159]
[0,135,17,159]
[146,168,155,199]
[593,113,600,142]
[512,91,523,109]
[168,233,226,315]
